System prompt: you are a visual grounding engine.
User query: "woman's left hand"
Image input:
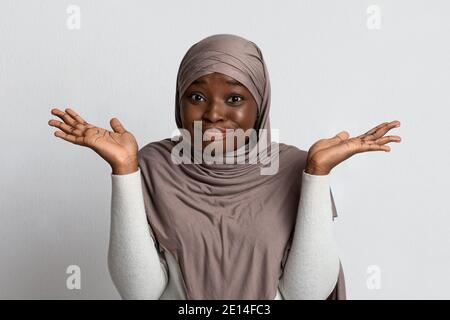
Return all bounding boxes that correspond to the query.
[305,120,402,175]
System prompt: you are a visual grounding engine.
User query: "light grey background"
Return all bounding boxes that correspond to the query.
[1,0,449,299]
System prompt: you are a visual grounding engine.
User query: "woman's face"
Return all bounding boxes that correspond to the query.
[180,72,258,154]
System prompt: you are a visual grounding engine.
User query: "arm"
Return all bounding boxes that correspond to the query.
[278,120,402,299]
[47,109,168,298]
[108,168,168,299]
[278,170,340,299]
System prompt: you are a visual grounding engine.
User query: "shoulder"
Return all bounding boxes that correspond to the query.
[137,138,175,171]
[274,142,309,175]
[138,138,174,160]
[278,142,308,161]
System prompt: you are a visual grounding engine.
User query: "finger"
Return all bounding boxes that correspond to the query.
[351,139,391,152]
[110,117,126,134]
[51,108,77,127]
[357,122,388,139]
[357,120,400,139]
[48,119,83,136]
[362,143,391,152]
[374,135,402,145]
[53,130,84,145]
[344,138,391,154]
[65,108,89,125]
[362,120,401,141]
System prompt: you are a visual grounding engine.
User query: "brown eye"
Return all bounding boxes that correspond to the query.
[227,95,243,104]
[190,93,205,102]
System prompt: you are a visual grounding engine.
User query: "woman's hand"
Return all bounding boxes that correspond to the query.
[305,120,402,175]
[48,107,139,175]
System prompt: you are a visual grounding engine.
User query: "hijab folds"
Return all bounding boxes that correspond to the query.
[137,34,344,299]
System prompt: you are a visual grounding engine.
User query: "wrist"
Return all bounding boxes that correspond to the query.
[111,159,138,175]
[304,164,330,176]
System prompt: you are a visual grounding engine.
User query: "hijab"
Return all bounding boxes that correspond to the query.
[137,34,343,299]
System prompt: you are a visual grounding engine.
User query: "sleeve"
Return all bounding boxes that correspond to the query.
[139,172,165,256]
[327,189,346,299]
[330,188,338,219]
[326,260,347,300]
[108,168,168,299]
[280,186,339,273]
[278,170,341,299]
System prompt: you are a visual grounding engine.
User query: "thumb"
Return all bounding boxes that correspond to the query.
[332,130,349,142]
[110,117,126,134]
[317,131,350,149]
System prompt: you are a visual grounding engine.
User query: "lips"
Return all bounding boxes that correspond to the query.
[203,127,228,141]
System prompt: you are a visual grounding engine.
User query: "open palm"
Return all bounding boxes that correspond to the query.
[306,120,402,175]
[48,108,138,168]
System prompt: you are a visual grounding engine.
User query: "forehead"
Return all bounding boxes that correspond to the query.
[190,72,246,88]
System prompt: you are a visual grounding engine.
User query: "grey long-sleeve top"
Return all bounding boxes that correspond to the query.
[107,168,340,300]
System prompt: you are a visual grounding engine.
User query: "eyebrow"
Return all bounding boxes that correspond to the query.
[191,79,207,85]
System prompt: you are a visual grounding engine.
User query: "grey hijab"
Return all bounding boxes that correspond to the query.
[138,34,345,299]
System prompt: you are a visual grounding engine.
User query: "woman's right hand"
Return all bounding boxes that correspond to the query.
[48,107,139,175]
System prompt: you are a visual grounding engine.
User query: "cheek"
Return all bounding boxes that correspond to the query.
[180,104,203,128]
[231,104,257,129]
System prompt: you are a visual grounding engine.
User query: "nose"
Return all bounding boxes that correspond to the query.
[202,99,225,123]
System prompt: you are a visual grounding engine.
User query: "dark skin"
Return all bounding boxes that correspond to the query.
[180,72,258,154]
[48,72,401,175]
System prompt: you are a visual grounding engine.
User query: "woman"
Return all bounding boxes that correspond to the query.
[48,34,401,300]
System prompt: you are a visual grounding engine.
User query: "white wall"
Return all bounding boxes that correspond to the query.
[0,0,448,299]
